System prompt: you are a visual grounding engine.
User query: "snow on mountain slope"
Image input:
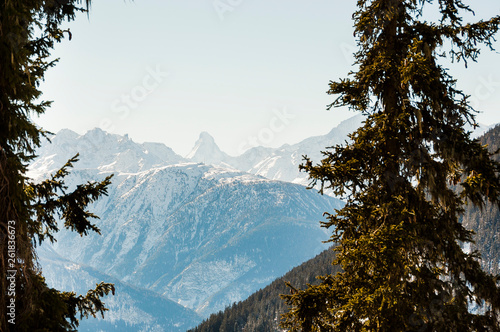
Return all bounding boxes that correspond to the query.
[30,131,344,317]
[29,128,185,178]
[37,246,201,331]
[40,163,341,316]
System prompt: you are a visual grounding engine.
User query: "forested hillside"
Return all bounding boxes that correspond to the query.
[462,125,500,275]
[188,248,341,332]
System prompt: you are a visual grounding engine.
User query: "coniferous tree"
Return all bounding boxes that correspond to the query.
[1,1,114,331]
[282,1,500,331]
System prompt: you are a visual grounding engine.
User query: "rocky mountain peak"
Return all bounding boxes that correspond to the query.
[186,131,228,164]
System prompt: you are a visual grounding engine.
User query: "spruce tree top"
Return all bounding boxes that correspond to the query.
[282,1,500,331]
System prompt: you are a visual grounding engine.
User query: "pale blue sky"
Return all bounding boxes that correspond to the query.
[37,0,500,156]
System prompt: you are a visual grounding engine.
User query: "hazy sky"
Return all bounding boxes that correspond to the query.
[36,0,500,156]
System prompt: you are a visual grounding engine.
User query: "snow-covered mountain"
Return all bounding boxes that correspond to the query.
[182,115,494,187]
[186,131,230,166]
[231,114,364,186]
[43,163,341,315]
[29,128,185,178]
[182,115,363,187]
[31,129,344,329]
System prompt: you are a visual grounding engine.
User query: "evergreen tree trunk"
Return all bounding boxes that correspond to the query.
[282,1,500,331]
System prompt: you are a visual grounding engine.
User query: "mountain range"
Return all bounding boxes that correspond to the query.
[29,115,494,331]
[183,115,492,186]
[29,117,364,330]
[185,115,364,186]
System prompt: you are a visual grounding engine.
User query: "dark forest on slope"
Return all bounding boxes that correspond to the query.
[188,248,341,332]
[461,125,500,275]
